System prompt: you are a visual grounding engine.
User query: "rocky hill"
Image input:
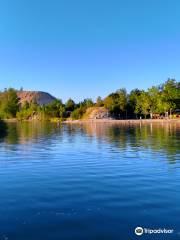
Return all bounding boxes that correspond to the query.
[83,107,112,120]
[17,91,56,106]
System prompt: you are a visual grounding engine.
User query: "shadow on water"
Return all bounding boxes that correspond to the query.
[0,120,8,140]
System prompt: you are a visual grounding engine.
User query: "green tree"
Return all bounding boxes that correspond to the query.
[104,93,119,116]
[21,101,30,110]
[161,79,179,116]
[128,89,142,118]
[59,105,66,118]
[135,91,151,118]
[104,88,127,118]
[71,106,85,120]
[116,88,127,110]
[65,98,75,111]
[148,86,160,118]
[44,99,64,118]
[96,96,104,107]
[0,88,19,118]
[81,98,94,108]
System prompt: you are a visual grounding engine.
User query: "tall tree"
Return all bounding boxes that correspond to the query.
[135,91,151,118]
[96,96,104,107]
[128,89,142,118]
[65,98,75,111]
[116,88,127,112]
[159,79,178,116]
[0,88,19,118]
[148,86,160,118]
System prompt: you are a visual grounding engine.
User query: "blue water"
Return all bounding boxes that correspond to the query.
[0,122,180,240]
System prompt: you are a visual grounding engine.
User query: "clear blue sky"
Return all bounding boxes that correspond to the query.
[0,0,180,102]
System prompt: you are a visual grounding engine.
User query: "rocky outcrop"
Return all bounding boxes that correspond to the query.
[84,107,112,120]
[17,91,56,106]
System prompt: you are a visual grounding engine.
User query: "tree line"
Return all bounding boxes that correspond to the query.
[0,78,179,120]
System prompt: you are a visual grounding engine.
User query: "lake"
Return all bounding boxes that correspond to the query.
[0,122,180,240]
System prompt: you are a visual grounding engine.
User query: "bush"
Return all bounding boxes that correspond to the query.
[70,107,85,120]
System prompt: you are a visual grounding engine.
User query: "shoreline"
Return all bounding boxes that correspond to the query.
[63,119,180,124]
[3,118,180,124]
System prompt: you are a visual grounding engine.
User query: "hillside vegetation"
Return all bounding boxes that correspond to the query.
[0,78,179,121]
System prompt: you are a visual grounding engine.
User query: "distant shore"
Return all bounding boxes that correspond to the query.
[63,119,180,124]
[3,118,180,124]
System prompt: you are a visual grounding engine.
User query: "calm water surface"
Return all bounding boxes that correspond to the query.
[0,122,180,240]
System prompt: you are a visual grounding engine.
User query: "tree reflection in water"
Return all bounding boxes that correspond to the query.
[3,121,180,163]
